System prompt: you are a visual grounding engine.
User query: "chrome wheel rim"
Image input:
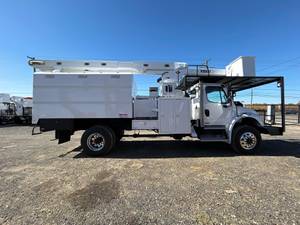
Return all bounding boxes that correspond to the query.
[240,132,257,150]
[87,133,105,151]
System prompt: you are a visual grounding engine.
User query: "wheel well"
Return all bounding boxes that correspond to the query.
[233,117,265,133]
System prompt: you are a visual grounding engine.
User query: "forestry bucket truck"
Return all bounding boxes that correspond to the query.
[28,56,285,156]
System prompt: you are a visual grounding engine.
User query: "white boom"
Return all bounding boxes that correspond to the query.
[29,59,187,75]
[28,56,255,77]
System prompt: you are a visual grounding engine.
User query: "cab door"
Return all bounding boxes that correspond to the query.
[203,84,233,126]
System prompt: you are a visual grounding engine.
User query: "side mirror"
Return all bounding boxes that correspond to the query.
[222,102,231,108]
[222,97,232,108]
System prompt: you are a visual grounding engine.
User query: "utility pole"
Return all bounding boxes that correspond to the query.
[298,103,300,124]
[250,88,253,108]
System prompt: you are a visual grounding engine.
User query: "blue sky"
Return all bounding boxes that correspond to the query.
[0,0,299,103]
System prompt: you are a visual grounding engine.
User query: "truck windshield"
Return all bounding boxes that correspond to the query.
[206,86,228,104]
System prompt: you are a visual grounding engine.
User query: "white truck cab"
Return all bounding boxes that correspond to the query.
[29,56,285,156]
[188,82,266,151]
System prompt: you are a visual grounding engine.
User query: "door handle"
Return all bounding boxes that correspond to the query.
[205,109,210,117]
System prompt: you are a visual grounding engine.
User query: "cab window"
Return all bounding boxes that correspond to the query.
[206,86,228,104]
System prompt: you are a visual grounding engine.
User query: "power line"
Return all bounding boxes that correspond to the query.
[237,94,300,99]
[257,56,300,72]
[265,63,300,75]
[256,88,300,91]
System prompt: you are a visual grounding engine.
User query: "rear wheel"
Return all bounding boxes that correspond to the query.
[115,129,124,143]
[173,135,183,140]
[232,125,261,154]
[14,117,23,124]
[81,125,115,156]
[105,126,116,147]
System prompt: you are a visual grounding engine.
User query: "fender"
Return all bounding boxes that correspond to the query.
[227,114,263,144]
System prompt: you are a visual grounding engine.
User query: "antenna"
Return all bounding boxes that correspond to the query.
[203,58,211,76]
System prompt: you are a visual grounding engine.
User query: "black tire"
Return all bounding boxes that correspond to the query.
[115,129,124,143]
[14,117,22,124]
[231,125,261,154]
[26,117,32,125]
[105,126,116,147]
[173,135,183,140]
[81,125,115,156]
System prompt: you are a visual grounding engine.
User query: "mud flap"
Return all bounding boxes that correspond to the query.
[56,130,71,144]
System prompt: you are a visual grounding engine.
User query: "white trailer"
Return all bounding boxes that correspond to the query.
[29,57,285,156]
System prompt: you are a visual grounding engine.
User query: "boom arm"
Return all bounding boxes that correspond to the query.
[28,59,187,75]
[28,56,256,78]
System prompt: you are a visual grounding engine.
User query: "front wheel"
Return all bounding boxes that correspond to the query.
[81,125,115,156]
[232,125,261,154]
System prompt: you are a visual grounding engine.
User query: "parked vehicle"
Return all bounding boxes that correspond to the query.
[11,96,33,124]
[0,94,16,124]
[28,56,285,156]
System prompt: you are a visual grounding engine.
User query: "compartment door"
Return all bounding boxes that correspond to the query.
[175,99,191,134]
[158,99,176,134]
[158,98,191,134]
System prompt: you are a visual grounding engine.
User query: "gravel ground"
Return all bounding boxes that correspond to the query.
[0,125,299,225]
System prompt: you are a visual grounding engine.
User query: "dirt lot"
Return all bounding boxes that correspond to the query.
[0,125,299,225]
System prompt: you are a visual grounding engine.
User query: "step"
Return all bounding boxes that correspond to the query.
[199,134,228,142]
[203,125,226,130]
